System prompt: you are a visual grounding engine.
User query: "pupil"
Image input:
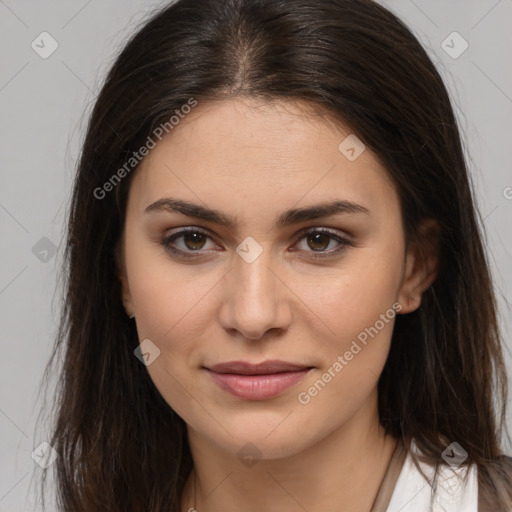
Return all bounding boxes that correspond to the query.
[185,232,205,250]
[183,233,329,252]
[309,234,328,251]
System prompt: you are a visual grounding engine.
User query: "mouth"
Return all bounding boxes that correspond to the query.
[204,360,313,400]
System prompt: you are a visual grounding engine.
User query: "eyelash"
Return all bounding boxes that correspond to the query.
[160,227,354,260]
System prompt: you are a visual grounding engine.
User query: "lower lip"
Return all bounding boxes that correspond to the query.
[206,368,311,400]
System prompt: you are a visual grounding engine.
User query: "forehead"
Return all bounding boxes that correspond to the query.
[143,98,361,171]
[127,98,399,225]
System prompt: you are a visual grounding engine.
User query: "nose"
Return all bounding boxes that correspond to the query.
[218,245,292,341]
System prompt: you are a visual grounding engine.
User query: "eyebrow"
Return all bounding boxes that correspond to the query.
[144,197,370,229]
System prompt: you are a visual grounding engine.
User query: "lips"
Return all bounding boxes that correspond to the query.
[208,360,310,375]
[205,360,313,400]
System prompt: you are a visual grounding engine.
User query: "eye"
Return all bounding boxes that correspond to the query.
[161,227,217,258]
[160,227,354,260]
[292,228,354,259]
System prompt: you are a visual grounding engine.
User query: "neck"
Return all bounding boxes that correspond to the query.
[181,392,397,512]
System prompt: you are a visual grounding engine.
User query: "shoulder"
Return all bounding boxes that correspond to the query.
[387,442,512,512]
[477,455,512,512]
[386,440,479,512]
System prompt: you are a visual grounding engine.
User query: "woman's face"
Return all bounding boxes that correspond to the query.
[119,98,428,460]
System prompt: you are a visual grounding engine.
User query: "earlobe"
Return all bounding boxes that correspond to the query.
[115,238,134,318]
[397,218,440,314]
[120,273,135,318]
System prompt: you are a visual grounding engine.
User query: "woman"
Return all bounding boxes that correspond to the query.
[38,0,512,510]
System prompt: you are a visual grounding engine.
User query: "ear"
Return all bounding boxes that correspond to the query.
[397,218,440,314]
[115,236,135,318]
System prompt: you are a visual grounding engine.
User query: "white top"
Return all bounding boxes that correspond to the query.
[385,441,478,512]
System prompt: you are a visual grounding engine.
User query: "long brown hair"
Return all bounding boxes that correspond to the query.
[37,0,512,510]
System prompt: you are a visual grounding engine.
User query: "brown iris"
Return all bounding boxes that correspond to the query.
[183,232,207,250]
[307,233,330,251]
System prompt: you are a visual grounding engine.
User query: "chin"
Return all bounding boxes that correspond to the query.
[193,410,323,462]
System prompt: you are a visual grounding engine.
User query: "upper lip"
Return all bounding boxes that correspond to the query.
[206,360,312,375]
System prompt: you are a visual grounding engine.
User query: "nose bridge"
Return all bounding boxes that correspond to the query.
[237,247,274,300]
[219,240,290,339]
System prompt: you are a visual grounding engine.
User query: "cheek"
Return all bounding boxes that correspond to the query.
[294,267,399,431]
[294,248,403,348]
[125,250,214,426]
[290,242,404,415]
[127,225,404,364]
[125,234,215,341]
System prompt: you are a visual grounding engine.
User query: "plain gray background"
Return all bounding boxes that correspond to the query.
[1,0,511,510]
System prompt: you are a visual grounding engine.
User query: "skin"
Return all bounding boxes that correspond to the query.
[118,98,438,512]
